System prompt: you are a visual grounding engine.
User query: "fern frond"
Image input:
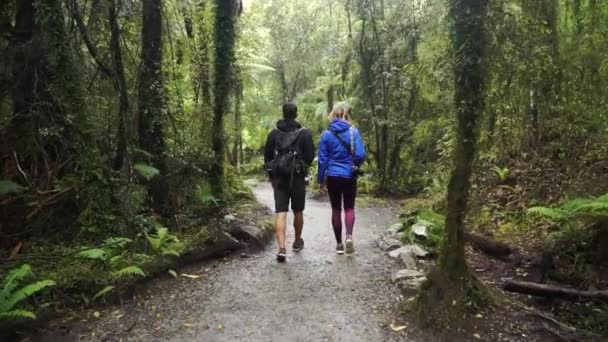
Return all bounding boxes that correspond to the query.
[133,163,159,180]
[0,180,25,195]
[76,248,108,261]
[161,249,180,257]
[0,309,36,321]
[0,280,55,313]
[91,286,115,302]
[0,264,33,306]
[112,266,146,278]
[527,206,568,221]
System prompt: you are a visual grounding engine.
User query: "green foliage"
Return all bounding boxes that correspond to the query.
[112,266,146,278]
[491,166,511,183]
[91,285,115,302]
[134,163,160,181]
[145,224,182,257]
[527,193,608,224]
[0,265,55,321]
[195,181,220,206]
[0,180,24,195]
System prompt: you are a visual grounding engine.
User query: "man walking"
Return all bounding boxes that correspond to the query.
[264,103,314,262]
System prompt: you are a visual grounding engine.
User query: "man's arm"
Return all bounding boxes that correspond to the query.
[264,130,276,167]
[300,129,315,166]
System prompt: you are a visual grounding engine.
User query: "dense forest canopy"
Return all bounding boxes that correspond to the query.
[0,0,607,335]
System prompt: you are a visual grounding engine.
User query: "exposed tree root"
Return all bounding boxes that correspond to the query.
[413,268,494,328]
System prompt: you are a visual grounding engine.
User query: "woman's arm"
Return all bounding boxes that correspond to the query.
[317,132,329,184]
[353,128,366,167]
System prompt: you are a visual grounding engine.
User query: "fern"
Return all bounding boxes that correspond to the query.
[491,166,510,182]
[133,163,160,180]
[0,265,55,321]
[112,266,146,278]
[76,248,108,261]
[91,286,115,302]
[528,192,608,223]
[0,280,56,313]
[0,180,24,195]
[0,264,33,306]
[195,182,219,206]
[0,309,36,320]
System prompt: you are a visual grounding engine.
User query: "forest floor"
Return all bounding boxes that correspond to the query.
[15,182,603,342]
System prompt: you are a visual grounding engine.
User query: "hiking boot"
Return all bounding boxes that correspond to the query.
[276,248,287,263]
[336,243,345,255]
[345,236,355,254]
[292,238,304,252]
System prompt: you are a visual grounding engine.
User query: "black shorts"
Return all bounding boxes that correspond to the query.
[272,176,306,213]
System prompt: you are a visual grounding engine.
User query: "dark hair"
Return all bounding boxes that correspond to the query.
[282,103,298,119]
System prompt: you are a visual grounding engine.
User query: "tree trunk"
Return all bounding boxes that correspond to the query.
[210,0,237,198]
[232,81,242,168]
[139,0,168,213]
[109,0,130,171]
[440,0,488,278]
[326,84,334,114]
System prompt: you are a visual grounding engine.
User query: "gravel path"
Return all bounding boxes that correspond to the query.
[34,182,410,342]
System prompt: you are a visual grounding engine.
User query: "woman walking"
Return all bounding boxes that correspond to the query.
[318,103,366,254]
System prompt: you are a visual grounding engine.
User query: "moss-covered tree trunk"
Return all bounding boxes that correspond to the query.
[210,0,237,198]
[415,0,489,326]
[138,0,168,213]
[109,0,130,171]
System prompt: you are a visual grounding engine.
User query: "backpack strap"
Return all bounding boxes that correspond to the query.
[274,127,304,153]
[329,128,354,156]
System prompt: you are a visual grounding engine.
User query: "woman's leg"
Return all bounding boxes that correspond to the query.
[326,177,343,243]
[343,178,357,237]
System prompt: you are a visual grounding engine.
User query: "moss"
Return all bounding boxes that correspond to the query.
[413,268,495,329]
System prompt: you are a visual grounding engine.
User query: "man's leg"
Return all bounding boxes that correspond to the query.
[293,211,303,240]
[272,179,290,261]
[291,176,306,251]
[275,212,288,249]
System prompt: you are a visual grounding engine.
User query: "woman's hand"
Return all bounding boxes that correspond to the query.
[319,183,327,195]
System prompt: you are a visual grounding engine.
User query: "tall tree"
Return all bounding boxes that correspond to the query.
[138,0,168,212]
[210,0,237,198]
[415,0,490,324]
[109,0,131,170]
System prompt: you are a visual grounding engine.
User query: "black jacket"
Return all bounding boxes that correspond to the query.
[264,119,315,170]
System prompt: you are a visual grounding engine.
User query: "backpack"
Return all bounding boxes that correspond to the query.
[271,128,305,178]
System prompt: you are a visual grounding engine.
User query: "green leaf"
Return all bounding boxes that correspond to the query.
[0,264,33,306]
[112,266,146,278]
[0,180,24,195]
[76,248,108,261]
[0,309,36,321]
[168,270,178,279]
[1,280,55,312]
[162,249,180,257]
[91,286,115,302]
[134,163,160,180]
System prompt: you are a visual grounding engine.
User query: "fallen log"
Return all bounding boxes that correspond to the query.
[465,232,513,257]
[504,280,608,302]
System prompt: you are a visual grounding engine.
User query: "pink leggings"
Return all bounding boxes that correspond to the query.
[327,176,357,243]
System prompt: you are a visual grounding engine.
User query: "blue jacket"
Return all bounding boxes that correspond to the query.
[318,119,366,183]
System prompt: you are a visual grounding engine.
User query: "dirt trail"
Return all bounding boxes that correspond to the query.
[33,182,409,342]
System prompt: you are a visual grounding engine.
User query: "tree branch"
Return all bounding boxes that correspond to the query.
[69,0,114,78]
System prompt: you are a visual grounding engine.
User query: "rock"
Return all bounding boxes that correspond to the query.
[388,223,405,235]
[381,237,403,252]
[396,232,407,241]
[223,214,237,223]
[409,244,430,258]
[399,252,417,270]
[397,276,427,296]
[411,221,429,239]
[389,244,430,259]
[391,269,424,283]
